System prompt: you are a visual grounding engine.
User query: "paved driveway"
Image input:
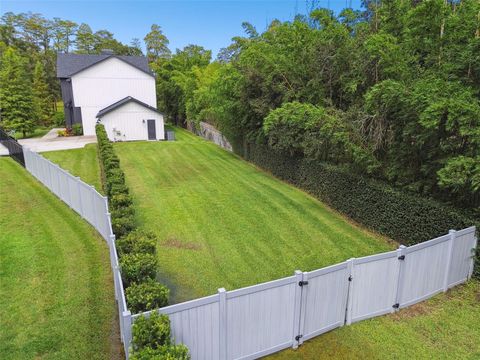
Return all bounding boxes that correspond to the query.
[19,128,97,152]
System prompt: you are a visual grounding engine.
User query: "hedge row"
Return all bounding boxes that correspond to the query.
[95,125,173,313]
[131,312,190,360]
[245,141,479,278]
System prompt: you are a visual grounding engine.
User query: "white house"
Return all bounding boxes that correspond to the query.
[57,50,164,141]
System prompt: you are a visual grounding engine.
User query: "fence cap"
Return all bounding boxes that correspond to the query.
[218,288,226,294]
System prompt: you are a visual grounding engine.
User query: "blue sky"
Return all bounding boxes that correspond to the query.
[1,1,362,57]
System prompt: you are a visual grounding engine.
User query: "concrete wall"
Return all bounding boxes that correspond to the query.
[71,57,156,135]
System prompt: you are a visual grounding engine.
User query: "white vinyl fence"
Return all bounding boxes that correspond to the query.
[23,148,132,356]
[22,148,478,360]
[134,226,477,360]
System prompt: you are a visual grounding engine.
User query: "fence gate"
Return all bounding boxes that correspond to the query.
[296,262,350,345]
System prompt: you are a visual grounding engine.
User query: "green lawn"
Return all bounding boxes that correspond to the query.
[43,143,103,193]
[268,280,480,359]
[114,128,393,302]
[0,158,120,359]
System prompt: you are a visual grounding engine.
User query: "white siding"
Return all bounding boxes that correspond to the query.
[71,57,156,135]
[98,101,164,141]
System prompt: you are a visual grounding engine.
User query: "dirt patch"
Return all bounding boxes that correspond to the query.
[162,236,202,251]
[391,302,431,320]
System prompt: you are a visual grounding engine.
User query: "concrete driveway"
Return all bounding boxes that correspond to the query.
[19,128,97,152]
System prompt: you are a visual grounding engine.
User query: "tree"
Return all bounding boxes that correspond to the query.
[129,38,143,56]
[52,18,77,53]
[0,47,35,137]
[32,60,54,125]
[75,23,95,53]
[144,24,170,62]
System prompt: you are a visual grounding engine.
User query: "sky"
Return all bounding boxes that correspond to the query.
[1,0,363,57]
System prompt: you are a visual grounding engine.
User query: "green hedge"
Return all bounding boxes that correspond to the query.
[245,141,479,277]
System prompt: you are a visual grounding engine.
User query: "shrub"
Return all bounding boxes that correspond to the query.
[116,230,157,257]
[72,123,83,136]
[110,193,134,209]
[132,312,171,351]
[126,279,169,313]
[130,345,190,360]
[120,253,157,286]
[112,213,136,239]
[53,111,65,126]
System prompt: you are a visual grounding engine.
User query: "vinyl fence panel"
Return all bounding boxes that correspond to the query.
[348,251,400,323]
[225,276,298,360]
[156,295,221,360]
[299,262,349,342]
[398,234,451,308]
[448,227,477,287]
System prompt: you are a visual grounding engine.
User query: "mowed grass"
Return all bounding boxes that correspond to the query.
[0,158,120,359]
[268,280,480,359]
[43,143,103,193]
[114,128,393,302]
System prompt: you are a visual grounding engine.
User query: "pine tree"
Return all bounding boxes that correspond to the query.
[32,60,53,126]
[0,47,35,137]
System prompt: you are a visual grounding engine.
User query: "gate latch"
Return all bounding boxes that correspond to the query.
[398,255,405,260]
[392,303,400,309]
[298,281,309,287]
[295,335,303,341]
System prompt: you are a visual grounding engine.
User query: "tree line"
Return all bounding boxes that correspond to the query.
[148,0,480,212]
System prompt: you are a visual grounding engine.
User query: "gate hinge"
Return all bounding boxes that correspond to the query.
[398,255,405,260]
[348,275,353,282]
[299,281,309,287]
[295,335,303,341]
[392,303,400,309]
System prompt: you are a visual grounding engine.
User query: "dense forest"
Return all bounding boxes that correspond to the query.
[0,0,479,212]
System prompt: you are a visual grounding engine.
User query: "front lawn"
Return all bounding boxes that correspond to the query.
[0,158,120,359]
[114,128,393,302]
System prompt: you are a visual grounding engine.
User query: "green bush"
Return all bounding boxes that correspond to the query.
[120,253,157,286]
[126,279,169,313]
[245,141,479,275]
[110,193,134,209]
[72,123,83,136]
[112,213,136,239]
[116,230,157,257]
[130,345,190,360]
[53,111,65,126]
[132,312,171,351]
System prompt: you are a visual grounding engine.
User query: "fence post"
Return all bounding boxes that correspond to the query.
[292,270,303,349]
[342,259,354,326]
[394,245,407,311]
[468,227,478,280]
[218,288,227,360]
[345,258,355,325]
[443,230,456,292]
[122,310,132,360]
[297,271,308,346]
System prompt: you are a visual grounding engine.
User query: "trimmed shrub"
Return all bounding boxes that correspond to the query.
[120,253,157,286]
[72,123,83,136]
[132,312,171,351]
[126,279,169,313]
[110,193,134,209]
[112,214,136,239]
[130,345,190,360]
[116,230,157,257]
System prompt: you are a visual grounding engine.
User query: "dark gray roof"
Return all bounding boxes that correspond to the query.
[57,53,153,78]
[96,96,163,118]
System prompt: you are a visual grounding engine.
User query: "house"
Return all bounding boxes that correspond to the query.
[57,50,164,141]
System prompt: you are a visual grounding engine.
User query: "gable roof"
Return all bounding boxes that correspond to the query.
[96,96,163,118]
[57,53,154,78]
